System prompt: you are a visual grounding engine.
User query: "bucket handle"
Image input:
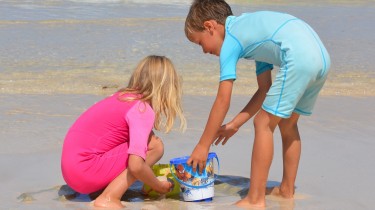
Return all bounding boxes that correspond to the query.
[169,154,220,189]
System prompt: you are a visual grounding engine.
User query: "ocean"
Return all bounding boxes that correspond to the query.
[0,0,374,95]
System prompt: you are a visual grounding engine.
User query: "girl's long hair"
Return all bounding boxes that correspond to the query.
[118,55,186,133]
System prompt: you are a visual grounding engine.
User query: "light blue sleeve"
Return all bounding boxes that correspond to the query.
[255,61,273,76]
[219,33,243,81]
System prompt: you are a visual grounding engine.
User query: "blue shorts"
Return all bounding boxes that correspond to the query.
[262,20,331,118]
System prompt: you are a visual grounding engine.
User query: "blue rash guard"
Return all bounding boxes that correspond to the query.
[220,11,330,118]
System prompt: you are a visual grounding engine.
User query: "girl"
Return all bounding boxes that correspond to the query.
[61,55,186,208]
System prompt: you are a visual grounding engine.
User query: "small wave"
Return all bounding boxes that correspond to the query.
[1,67,374,96]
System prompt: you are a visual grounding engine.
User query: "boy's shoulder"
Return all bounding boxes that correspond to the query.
[225,11,296,33]
[230,11,294,21]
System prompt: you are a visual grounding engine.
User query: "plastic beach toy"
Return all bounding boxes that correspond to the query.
[141,164,180,198]
[170,152,219,202]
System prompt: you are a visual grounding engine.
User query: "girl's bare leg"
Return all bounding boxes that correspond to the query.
[236,109,281,208]
[144,134,164,166]
[94,133,164,208]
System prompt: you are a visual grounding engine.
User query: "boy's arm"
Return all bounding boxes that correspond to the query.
[233,70,272,126]
[215,70,272,145]
[187,80,234,174]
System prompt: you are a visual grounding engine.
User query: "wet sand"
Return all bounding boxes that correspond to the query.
[1,94,374,209]
[1,0,375,209]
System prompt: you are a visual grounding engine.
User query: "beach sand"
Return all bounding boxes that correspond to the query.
[1,0,375,209]
[1,94,374,210]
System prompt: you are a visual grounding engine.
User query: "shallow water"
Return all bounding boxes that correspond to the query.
[1,0,374,96]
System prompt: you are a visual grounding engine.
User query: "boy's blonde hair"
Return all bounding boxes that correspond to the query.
[185,0,233,36]
[119,55,186,133]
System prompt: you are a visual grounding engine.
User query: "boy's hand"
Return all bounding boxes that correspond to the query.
[187,143,209,174]
[214,121,239,145]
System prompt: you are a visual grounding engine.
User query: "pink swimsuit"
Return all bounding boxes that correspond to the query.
[61,93,154,194]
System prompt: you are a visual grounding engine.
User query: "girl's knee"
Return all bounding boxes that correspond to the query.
[145,135,164,166]
[149,135,164,157]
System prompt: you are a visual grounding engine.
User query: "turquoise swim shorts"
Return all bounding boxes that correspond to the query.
[262,20,331,118]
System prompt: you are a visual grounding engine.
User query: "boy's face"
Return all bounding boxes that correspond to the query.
[187,21,224,56]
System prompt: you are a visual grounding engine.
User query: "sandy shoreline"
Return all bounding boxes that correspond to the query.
[1,1,374,209]
[1,2,375,97]
[1,94,374,209]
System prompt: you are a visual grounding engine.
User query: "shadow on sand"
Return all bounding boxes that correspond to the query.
[54,175,281,202]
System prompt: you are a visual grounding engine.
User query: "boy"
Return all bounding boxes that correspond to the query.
[184,0,330,208]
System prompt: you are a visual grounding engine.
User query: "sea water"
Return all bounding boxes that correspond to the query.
[0,0,374,95]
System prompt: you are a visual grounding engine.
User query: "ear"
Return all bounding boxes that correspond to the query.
[203,20,218,33]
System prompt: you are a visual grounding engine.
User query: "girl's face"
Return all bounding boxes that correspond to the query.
[188,21,224,56]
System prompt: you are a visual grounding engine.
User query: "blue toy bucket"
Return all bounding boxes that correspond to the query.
[169,152,219,202]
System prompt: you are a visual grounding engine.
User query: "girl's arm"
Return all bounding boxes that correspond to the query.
[128,154,171,194]
[214,70,272,145]
[187,80,234,174]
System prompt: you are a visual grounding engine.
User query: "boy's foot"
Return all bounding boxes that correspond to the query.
[235,197,265,209]
[266,186,293,199]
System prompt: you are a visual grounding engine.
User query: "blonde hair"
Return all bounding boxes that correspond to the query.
[119,55,186,133]
[185,0,233,36]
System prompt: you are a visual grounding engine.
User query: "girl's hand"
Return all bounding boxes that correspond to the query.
[155,178,173,194]
[214,121,239,145]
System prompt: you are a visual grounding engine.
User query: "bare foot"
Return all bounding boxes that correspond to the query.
[235,197,265,209]
[266,188,295,210]
[93,196,124,209]
[266,186,280,196]
[266,186,293,199]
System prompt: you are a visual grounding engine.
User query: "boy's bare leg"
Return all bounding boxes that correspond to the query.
[236,109,281,208]
[94,134,164,208]
[274,112,301,198]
